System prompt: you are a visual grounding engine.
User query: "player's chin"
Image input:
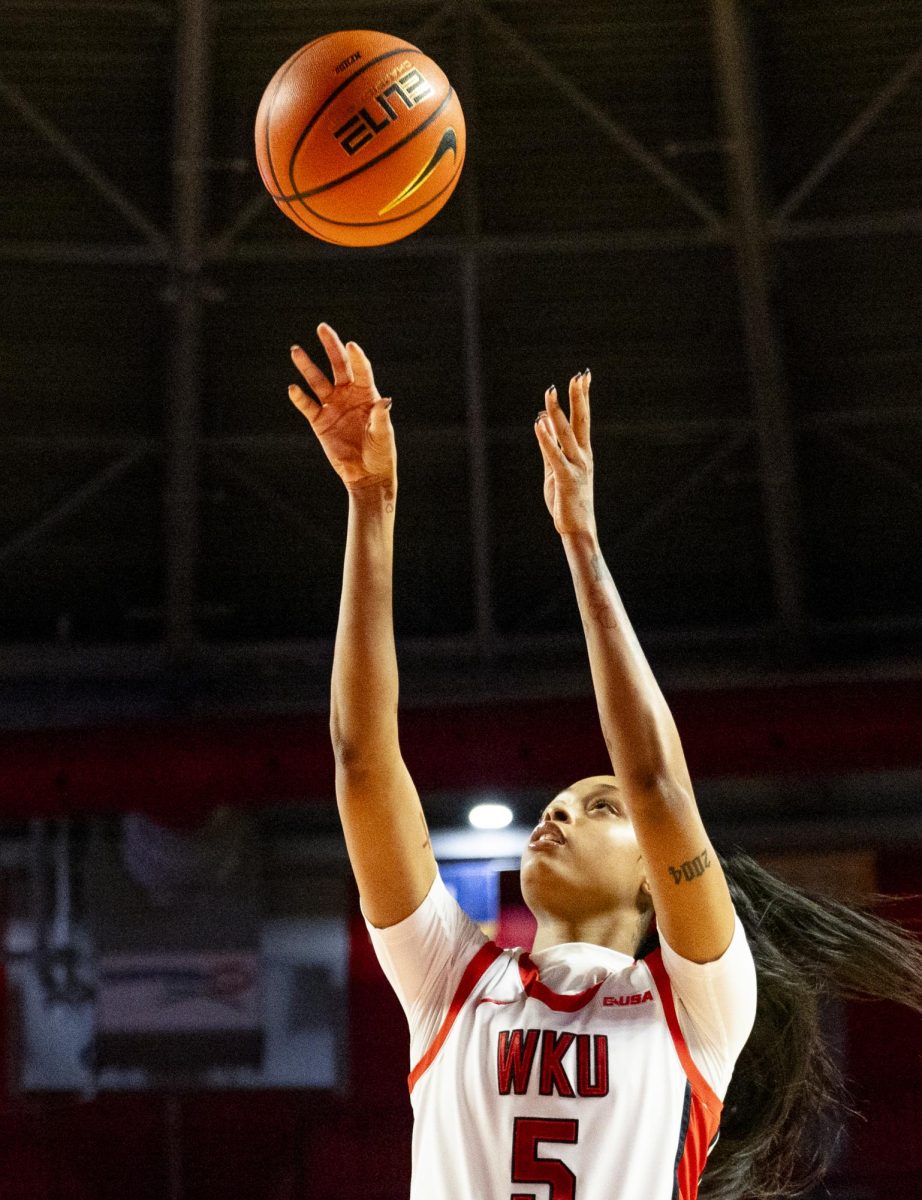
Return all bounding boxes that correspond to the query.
[520,845,572,886]
[520,856,555,910]
[521,841,555,865]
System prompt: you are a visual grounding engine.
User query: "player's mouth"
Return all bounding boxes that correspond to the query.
[528,822,567,850]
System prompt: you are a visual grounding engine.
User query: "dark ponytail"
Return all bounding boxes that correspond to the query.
[637,848,922,1200]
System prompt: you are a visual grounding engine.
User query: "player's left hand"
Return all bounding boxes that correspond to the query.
[534,370,596,538]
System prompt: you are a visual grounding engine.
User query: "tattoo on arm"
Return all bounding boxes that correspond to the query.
[588,591,618,630]
[668,847,710,885]
[585,552,618,630]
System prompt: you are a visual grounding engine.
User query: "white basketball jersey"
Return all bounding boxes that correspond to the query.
[367,874,757,1200]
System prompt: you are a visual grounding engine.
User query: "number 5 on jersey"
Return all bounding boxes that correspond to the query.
[512,1117,579,1200]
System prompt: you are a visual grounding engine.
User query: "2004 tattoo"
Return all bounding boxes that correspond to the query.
[668,848,710,885]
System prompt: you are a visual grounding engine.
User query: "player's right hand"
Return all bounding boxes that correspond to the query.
[535,370,596,538]
[289,323,396,492]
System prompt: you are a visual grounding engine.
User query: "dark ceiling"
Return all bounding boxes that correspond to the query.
[1,0,921,724]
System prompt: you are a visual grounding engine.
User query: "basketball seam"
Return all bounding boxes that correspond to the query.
[281,199,341,242]
[301,147,464,230]
[263,36,338,240]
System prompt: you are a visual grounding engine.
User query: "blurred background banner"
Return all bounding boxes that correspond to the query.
[0,0,921,1197]
[95,952,262,1059]
[91,811,264,1076]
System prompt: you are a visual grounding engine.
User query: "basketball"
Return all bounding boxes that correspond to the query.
[254,30,466,247]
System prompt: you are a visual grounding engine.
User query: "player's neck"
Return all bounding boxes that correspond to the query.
[532,909,647,959]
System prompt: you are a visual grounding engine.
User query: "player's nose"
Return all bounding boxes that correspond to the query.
[543,800,575,825]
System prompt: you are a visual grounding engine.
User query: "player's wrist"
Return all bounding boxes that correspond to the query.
[347,477,397,511]
[560,525,599,553]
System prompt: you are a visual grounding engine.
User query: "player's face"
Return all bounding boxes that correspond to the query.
[520,775,652,928]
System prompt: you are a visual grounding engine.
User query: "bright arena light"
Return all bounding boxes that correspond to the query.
[468,803,513,830]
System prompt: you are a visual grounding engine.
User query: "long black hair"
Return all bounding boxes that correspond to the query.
[635,848,922,1200]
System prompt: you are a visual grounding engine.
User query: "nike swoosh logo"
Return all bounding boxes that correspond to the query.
[377,127,458,216]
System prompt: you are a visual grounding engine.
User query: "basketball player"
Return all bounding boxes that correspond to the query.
[288,323,922,1200]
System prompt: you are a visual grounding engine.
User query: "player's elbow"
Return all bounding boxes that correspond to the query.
[625,771,695,820]
[330,711,397,774]
[330,711,361,769]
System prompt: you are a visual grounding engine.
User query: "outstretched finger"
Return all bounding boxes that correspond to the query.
[570,369,591,450]
[346,340,377,392]
[535,407,568,469]
[317,322,355,387]
[291,343,332,401]
[288,381,322,426]
[547,382,581,462]
[535,416,554,478]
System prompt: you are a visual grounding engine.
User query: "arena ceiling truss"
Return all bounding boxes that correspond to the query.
[0,0,920,720]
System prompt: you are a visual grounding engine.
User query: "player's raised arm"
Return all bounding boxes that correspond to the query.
[534,372,735,964]
[289,323,436,928]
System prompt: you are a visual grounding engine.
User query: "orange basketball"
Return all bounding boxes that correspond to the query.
[254,30,466,247]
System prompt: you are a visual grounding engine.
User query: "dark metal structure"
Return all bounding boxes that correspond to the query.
[1,0,921,721]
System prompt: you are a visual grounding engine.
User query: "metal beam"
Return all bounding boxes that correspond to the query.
[473,1,725,231]
[776,40,922,223]
[212,454,342,552]
[818,428,922,510]
[708,0,808,657]
[462,254,495,656]
[775,209,922,241]
[218,226,728,262]
[8,207,922,270]
[3,633,922,692]
[800,405,922,430]
[612,430,753,554]
[163,0,210,664]
[0,1,170,19]
[0,451,148,568]
[0,71,170,253]
[216,0,462,14]
[0,437,159,451]
[457,0,495,661]
[0,242,166,265]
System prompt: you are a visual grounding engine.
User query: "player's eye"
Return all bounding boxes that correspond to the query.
[593,799,617,814]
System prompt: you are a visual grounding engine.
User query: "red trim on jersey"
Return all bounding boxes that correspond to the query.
[516,954,606,1012]
[644,947,723,1119]
[647,950,724,1198]
[407,940,504,1094]
[676,1090,722,1200]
